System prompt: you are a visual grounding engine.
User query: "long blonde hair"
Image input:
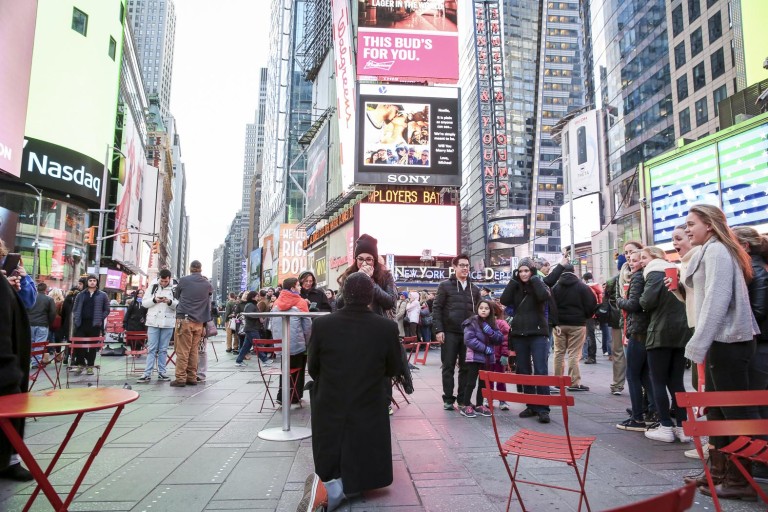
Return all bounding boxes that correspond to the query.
[689,204,753,282]
[48,288,65,303]
[641,246,667,260]
[733,226,768,261]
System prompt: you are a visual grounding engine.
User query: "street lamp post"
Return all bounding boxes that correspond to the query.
[92,144,127,281]
[22,183,43,282]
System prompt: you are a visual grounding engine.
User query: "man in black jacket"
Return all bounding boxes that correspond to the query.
[433,254,480,411]
[551,264,597,391]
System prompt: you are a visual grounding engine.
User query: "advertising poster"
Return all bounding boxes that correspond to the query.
[0,0,37,177]
[309,245,328,288]
[113,112,146,268]
[331,0,357,190]
[487,217,525,241]
[560,193,601,248]
[261,232,276,288]
[306,122,330,216]
[248,248,262,291]
[277,224,307,284]
[566,109,600,199]
[357,0,459,82]
[0,206,19,249]
[356,83,460,186]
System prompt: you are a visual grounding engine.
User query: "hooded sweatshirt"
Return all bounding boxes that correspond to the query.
[271,290,311,355]
[551,273,597,326]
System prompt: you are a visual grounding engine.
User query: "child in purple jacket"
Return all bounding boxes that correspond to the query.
[459,299,503,418]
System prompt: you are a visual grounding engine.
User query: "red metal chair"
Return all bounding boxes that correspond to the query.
[124,331,148,375]
[401,336,418,363]
[602,482,697,512]
[252,339,301,412]
[480,371,596,512]
[29,342,56,391]
[676,390,768,512]
[67,337,105,388]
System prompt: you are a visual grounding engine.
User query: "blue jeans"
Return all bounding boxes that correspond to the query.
[237,330,266,363]
[600,323,612,354]
[144,326,173,377]
[420,325,432,343]
[625,336,655,421]
[511,335,550,413]
[30,326,49,365]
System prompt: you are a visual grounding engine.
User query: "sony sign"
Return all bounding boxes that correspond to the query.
[20,137,103,205]
[386,175,431,184]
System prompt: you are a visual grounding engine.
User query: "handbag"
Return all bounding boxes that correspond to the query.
[228,318,237,331]
[205,320,218,338]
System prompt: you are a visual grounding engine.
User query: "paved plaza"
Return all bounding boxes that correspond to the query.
[1,335,765,511]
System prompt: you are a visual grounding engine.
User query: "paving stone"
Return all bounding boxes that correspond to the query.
[140,429,214,458]
[129,483,219,512]
[400,440,464,474]
[163,447,245,484]
[214,455,292,500]
[78,457,184,502]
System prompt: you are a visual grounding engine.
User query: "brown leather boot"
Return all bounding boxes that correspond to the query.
[699,456,758,501]
[684,448,726,486]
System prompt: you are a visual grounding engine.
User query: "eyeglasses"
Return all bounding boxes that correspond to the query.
[456,263,470,268]
[356,256,375,264]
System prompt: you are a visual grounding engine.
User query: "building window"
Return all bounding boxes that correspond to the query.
[688,0,701,23]
[679,107,692,135]
[713,84,728,116]
[72,7,88,36]
[710,47,725,78]
[707,0,717,6]
[108,36,117,60]
[674,41,687,69]
[695,97,709,126]
[708,11,722,43]
[691,28,703,57]
[677,75,689,101]
[672,5,684,37]
[693,61,706,90]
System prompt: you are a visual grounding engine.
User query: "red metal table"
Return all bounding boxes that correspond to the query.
[0,388,139,511]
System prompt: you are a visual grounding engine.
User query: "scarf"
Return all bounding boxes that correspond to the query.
[273,290,309,312]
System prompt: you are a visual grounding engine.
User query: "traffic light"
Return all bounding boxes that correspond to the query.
[119,231,130,244]
[151,240,160,254]
[85,226,97,245]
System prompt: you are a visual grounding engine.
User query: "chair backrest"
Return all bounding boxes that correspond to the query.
[124,331,148,342]
[402,336,418,348]
[252,339,284,355]
[30,341,48,358]
[676,390,768,438]
[602,482,697,512]
[69,336,106,350]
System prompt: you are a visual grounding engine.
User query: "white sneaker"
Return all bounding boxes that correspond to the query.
[499,401,510,411]
[482,398,489,407]
[645,424,675,443]
[674,426,692,442]
[685,443,710,459]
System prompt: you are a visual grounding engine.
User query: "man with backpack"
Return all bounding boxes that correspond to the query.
[138,269,176,383]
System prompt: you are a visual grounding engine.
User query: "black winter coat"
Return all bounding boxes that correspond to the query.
[639,265,691,350]
[433,276,481,334]
[308,304,401,493]
[0,275,31,468]
[500,273,550,336]
[748,254,768,342]
[123,299,147,332]
[336,270,397,317]
[551,273,597,327]
[301,287,332,313]
[617,270,649,337]
[602,276,621,329]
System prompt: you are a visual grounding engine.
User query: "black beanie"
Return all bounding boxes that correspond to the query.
[343,272,374,305]
[354,233,379,262]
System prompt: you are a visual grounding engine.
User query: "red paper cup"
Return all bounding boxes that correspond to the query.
[665,267,679,291]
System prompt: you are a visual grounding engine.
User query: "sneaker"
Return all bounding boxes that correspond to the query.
[616,418,648,431]
[519,408,536,418]
[482,398,489,407]
[674,426,692,442]
[297,473,328,512]
[499,401,510,411]
[388,405,394,416]
[0,463,34,482]
[611,390,622,396]
[169,381,186,387]
[567,384,590,392]
[584,358,597,364]
[685,444,710,460]
[86,367,94,376]
[459,405,477,418]
[645,424,676,443]
[645,412,660,425]
[235,362,246,367]
[225,349,232,353]
[538,411,551,424]
[262,359,273,366]
[74,366,84,375]
[137,375,151,383]
[443,401,456,411]
[603,351,610,356]
[476,405,492,417]
[157,374,171,382]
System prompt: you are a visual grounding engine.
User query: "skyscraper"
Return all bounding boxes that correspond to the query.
[126,0,176,121]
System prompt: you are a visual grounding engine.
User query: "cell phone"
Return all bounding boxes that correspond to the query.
[2,253,21,275]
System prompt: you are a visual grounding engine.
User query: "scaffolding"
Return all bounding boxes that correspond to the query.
[296,0,333,82]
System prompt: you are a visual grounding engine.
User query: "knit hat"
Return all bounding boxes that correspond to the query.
[517,257,536,271]
[343,272,374,305]
[354,234,379,262]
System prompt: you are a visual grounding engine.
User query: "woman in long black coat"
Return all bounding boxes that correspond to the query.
[300,272,401,512]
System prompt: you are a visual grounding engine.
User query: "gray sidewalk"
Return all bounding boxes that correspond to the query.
[0,336,764,511]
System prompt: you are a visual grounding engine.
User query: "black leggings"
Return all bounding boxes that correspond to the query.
[461,362,486,407]
[647,347,687,427]
[706,339,757,449]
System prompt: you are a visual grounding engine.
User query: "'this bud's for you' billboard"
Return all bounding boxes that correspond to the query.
[357,0,459,83]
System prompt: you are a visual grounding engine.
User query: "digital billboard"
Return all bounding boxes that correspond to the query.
[565,109,600,199]
[0,0,37,177]
[357,0,459,82]
[357,203,458,257]
[113,111,147,267]
[356,84,460,186]
[331,0,357,190]
[21,0,124,203]
[306,122,329,216]
[487,218,525,241]
[248,248,262,291]
[277,224,307,284]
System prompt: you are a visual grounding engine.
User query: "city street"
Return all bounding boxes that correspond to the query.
[0,335,764,511]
